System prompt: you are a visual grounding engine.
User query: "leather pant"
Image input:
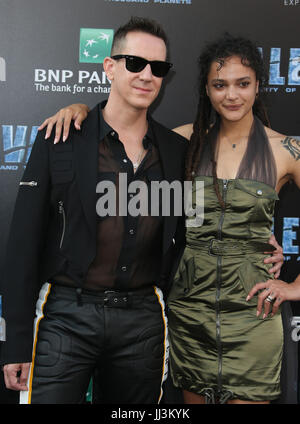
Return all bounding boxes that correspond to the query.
[20,284,168,404]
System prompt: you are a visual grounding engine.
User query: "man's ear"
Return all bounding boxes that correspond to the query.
[103,57,115,81]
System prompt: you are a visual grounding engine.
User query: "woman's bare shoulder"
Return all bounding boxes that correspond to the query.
[265,125,299,149]
[265,125,300,162]
[172,123,193,140]
[264,126,285,141]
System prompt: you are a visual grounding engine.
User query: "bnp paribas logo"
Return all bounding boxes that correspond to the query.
[79,28,114,63]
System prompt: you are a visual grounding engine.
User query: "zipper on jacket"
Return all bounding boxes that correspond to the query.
[19,181,38,187]
[58,201,66,249]
[216,179,229,393]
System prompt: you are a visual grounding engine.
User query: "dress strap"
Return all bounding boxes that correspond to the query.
[196,117,277,189]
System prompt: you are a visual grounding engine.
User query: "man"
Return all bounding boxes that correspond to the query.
[0,17,187,404]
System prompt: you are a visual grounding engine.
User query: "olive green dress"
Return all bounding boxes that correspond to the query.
[167,119,283,403]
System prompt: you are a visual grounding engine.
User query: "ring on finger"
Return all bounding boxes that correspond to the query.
[266,294,275,303]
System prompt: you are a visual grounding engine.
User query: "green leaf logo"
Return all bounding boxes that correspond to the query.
[79,28,114,63]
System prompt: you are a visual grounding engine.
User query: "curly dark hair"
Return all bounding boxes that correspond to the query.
[185,33,270,209]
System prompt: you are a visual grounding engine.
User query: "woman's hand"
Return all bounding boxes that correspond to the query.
[38,103,90,143]
[247,277,300,318]
[264,234,284,278]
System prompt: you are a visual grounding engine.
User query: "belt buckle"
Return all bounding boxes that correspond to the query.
[104,290,114,303]
[208,238,219,256]
[104,290,129,308]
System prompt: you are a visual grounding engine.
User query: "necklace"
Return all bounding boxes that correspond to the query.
[132,149,145,171]
[226,138,247,149]
[220,135,242,150]
[231,138,248,149]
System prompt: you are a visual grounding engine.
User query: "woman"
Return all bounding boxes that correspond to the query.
[39,34,300,404]
[165,34,300,404]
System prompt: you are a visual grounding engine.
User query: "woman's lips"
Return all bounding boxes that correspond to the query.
[223,104,242,111]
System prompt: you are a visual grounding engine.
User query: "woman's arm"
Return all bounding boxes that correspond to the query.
[172,123,193,140]
[247,133,300,318]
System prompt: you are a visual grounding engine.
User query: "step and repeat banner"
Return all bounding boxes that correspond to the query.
[0,0,299,403]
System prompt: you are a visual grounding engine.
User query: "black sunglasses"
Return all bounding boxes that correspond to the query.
[111,55,173,78]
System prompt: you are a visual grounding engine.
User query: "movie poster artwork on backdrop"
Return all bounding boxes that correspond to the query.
[262,47,300,94]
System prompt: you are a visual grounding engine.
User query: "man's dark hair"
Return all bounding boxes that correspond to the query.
[111,16,169,56]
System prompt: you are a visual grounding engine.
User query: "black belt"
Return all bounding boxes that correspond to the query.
[50,283,156,307]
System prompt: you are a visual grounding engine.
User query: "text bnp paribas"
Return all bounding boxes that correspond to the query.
[34,69,111,95]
